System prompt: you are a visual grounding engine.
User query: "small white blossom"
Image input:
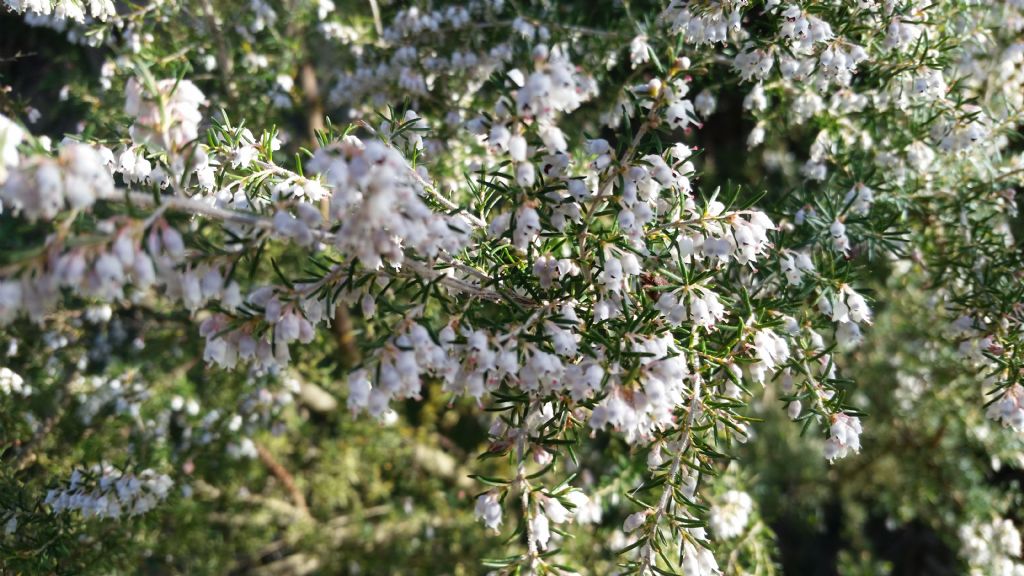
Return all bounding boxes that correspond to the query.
[710,490,754,539]
[474,491,503,530]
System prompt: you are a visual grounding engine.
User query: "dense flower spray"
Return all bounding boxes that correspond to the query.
[2,0,1024,573]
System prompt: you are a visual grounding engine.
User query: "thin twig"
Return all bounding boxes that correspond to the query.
[367,0,384,36]
[636,376,704,575]
[197,0,236,101]
[515,401,538,567]
[577,94,664,282]
[255,443,311,518]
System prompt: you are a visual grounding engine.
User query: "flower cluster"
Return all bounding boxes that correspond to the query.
[3,0,115,22]
[3,0,1024,572]
[1,141,115,222]
[309,135,471,268]
[45,466,174,520]
[960,517,1024,576]
[987,385,1024,432]
[824,413,863,462]
[125,78,206,153]
[0,366,31,396]
[589,334,691,444]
